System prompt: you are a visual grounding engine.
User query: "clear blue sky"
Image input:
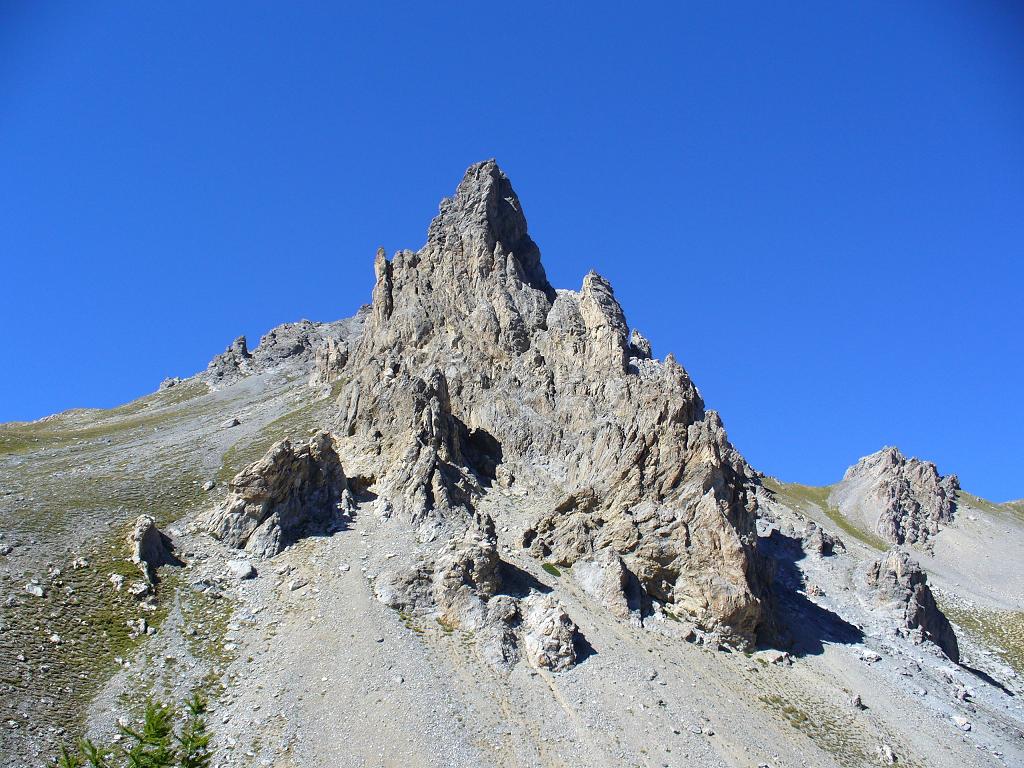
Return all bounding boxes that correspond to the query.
[2,3,1022,501]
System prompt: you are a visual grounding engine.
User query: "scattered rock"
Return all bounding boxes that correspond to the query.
[227,559,257,580]
[952,715,972,732]
[24,582,45,598]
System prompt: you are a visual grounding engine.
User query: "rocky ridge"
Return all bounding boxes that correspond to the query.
[831,446,959,547]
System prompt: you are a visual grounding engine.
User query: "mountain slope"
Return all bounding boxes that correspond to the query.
[1,161,1022,768]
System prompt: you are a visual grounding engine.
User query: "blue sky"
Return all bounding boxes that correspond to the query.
[2,3,1022,501]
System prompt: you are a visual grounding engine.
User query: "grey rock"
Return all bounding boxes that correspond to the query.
[332,159,769,645]
[866,548,959,662]
[522,594,577,671]
[832,447,958,547]
[127,515,178,584]
[203,431,350,558]
[24,582,45,598]
[227,559,257,580]
[802,522,844,556]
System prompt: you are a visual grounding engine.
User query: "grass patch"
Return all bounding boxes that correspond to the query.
[757,693,912,767]
[937,599,1024,676]
[0,381,208,456]
[541,562,562,578]
[0,526,180,749]
[763,478,889,552]
[957,490,1024,524]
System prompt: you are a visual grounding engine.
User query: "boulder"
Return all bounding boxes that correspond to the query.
[127,515,178,584]
[522,594,578,671]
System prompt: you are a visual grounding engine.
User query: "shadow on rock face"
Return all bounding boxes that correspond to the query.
[496,559,552,599]
[759,530,864,656]
[464,426,503,486]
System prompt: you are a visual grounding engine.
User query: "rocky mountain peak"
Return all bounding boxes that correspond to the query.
[831,446,959,547]
[424,159,553,298]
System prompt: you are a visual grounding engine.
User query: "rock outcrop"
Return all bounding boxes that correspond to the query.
[309,337,350,388]
[206,336,253,382]
[802,521,844,556]
[522,594,578,671]
[866,548,959,662]
[831,447,959,547]
[335,160,769,646]
[127,515,178,583]
[204,431,351,557]
[571,549,643,621]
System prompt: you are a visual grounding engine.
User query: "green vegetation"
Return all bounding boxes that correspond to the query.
[0,381,208,456]
[58,694,211,768]
[757,693,915,767]
[938,599,1024,676]
[957,489,1024,524]
[541,562,562,578]
[0,529,184,738]
[762,478,889,552]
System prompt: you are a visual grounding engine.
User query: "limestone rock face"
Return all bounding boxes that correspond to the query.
[523,594,578,671]
[204,431,350,557]
[127,515,177,583]
[309,337,350,388]
[866,548,959,662]
[334,159,768,645]
[571,549,642,621]
[831,447,959,547]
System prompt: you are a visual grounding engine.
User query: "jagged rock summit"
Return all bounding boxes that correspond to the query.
[316,159,769,645]
[831,446,959,547]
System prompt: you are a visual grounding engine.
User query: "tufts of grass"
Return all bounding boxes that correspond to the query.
[937,598,1024,676]
[0,381,208,457]
[0,527,181,747]
[757,693,914,767]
